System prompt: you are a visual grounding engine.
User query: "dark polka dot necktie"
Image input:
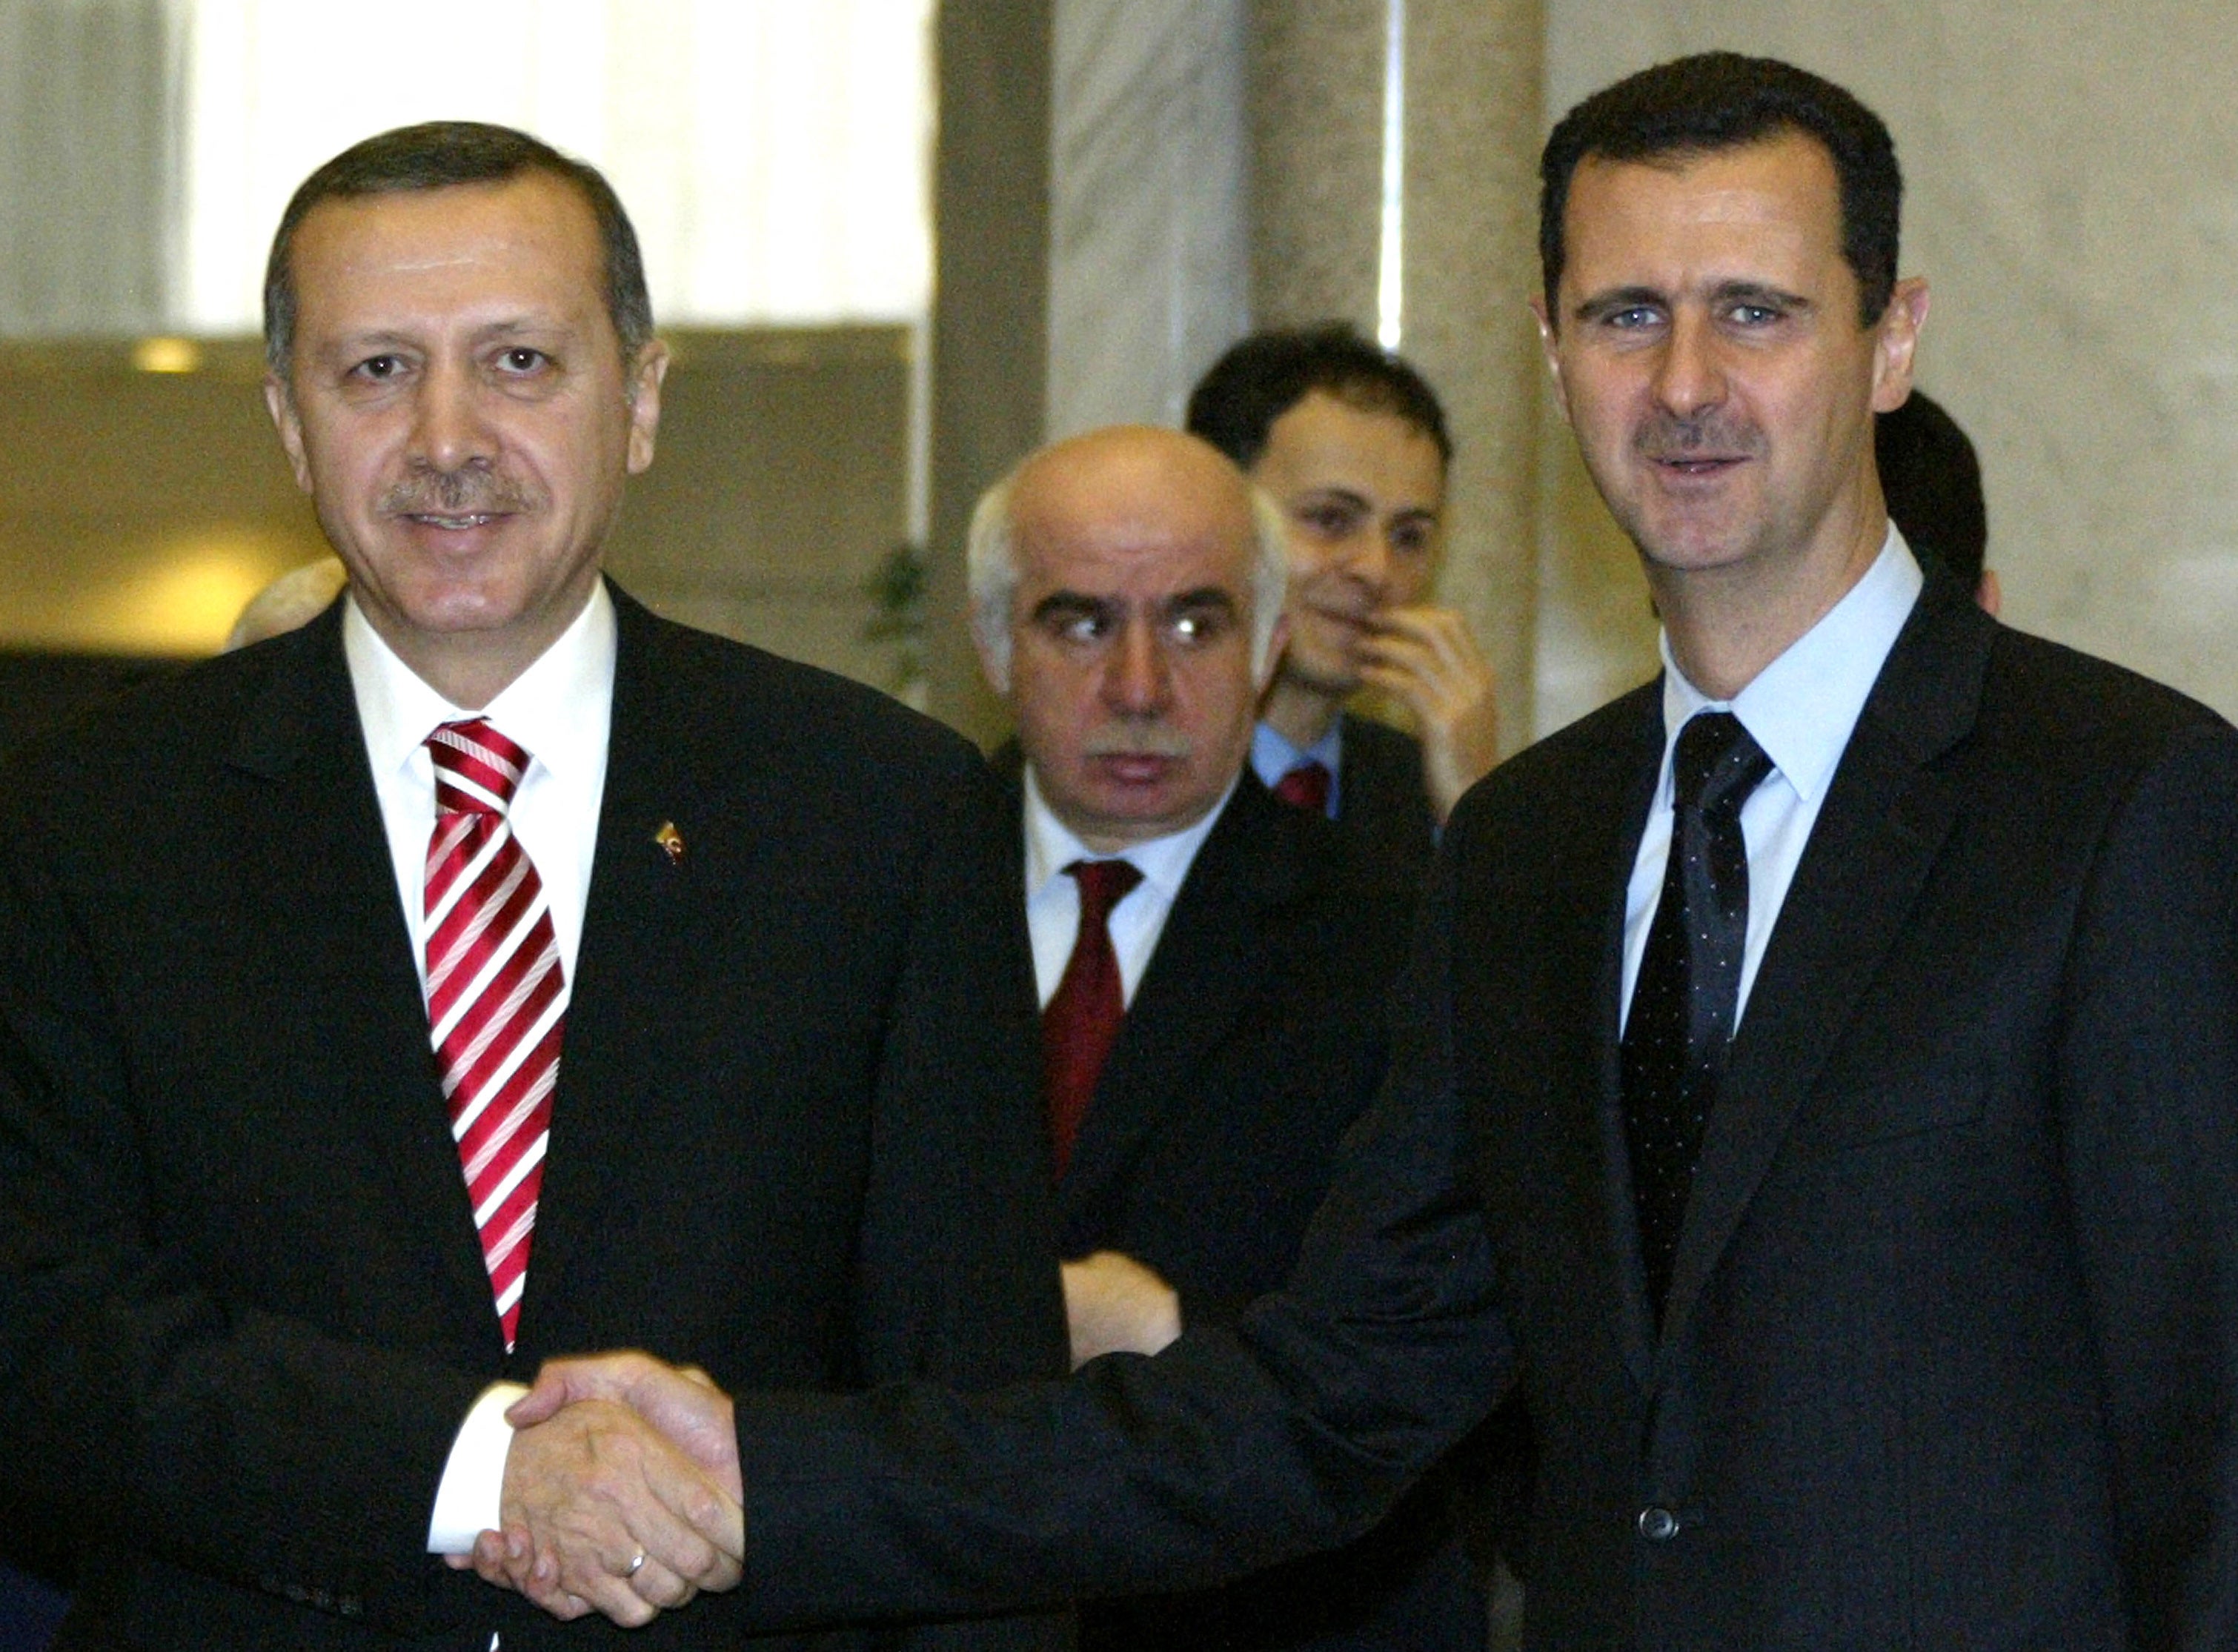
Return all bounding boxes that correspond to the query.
[1621,710,1773,1326]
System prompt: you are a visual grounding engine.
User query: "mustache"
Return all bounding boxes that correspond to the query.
[379,469,541,517]
[1634,414,1764,462]
[1081,726,1192,760]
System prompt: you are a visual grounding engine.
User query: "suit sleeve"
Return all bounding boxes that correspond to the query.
[0,788,487,1632]
[2056,720,2238,1649]
[728,838,1513,1628]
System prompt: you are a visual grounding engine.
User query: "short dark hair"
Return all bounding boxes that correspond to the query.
[1185,322,1452,473]
[1538,53,1902,328]
[263,121,654,377]
[1876,390,1986,589]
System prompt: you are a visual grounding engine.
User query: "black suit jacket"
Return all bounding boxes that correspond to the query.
[729,577,2238,1650]
[1331,714,1437,890]
[1026,774,1478,1650]
[0,588,1067,1650]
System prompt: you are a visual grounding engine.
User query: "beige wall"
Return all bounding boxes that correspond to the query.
[1535,1,2238,731]
[0,328,913,692]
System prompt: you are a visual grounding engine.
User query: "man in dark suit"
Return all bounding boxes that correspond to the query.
[1186,327,1498,883]
[965,425,1481,1648]
[488,55,2238,1648]
[0,122,1064,1648]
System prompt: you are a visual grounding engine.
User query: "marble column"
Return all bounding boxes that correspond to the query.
[0,0,179,336]
[1249,0,1546,751]
[924,0,1053,741]
[1046,0,1250,437]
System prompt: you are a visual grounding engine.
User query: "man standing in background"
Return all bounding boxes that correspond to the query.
[1189,326,1501,881]
[970,424,1483,1649]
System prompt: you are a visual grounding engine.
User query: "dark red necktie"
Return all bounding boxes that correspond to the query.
[424,719,566,1352]
[1040,858,1143,1178]
[1272,760,1332,815]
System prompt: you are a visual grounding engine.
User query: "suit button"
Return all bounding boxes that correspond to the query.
[1638,1505,1681,1542]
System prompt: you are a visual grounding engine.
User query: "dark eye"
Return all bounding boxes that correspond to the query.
[1297,502,1361,539]
[497,347,548,374]
[1389,521,1434,557]
[1169,606,1232,645]
[351,354,405,380]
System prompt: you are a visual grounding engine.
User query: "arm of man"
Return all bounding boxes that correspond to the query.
[1357,605,1499,821]
[486,737,1072,1639]
[0,723,740,1637]
[2055,717,2238,1648]
[508,837,1511,1626]
[0,831,489,1633]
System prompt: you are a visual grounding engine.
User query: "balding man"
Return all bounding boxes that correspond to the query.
[963,428,1481,1650]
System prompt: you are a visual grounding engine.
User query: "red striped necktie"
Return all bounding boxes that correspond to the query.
[423,719,567,1352]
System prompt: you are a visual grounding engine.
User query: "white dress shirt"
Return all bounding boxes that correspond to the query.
[342,585,618,1556]
[1022,768,1232,1009]
[1620,525,1923,1032]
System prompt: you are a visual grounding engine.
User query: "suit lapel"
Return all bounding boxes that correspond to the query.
[517,591,728,1332]
[1658,586,1992,1357]
[1567,693,1666,1387]
[1060,780,1298,1214]
[222,608,502,1347]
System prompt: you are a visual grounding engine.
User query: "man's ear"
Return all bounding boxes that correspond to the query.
[1869,277,1930,414]
[264,375,313,494]
[625,339,670,475]
[971,608,1012,697]
[1529,296,1573,428]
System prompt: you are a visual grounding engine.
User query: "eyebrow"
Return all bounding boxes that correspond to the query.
[1164,588,1239,618]
[1030,591,1111,626]
[1711,279,1813,313]
[1571,285,1665,326]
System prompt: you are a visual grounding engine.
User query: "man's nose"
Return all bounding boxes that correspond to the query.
[408,359,497,472]
[1332,526,1392,598]
[1651,311,1727,419]
[1102,621,1172,714]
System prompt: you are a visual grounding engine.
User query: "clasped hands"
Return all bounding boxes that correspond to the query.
[456,1353,743,1628]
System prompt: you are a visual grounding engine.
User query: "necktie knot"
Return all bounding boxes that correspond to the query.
[1672,711,1772,818]
[428,719,531,817]
[1067,857,1143,924]
[1272,760,1332,815]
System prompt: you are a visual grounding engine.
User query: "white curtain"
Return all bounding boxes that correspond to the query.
[176,0,934,336]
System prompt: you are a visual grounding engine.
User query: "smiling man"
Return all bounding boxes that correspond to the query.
[0,122,1065,1649]
[1187,326,1498,878]
[481,59,2238,1651]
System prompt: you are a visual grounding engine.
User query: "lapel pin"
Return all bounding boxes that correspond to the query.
[653,820,685,865]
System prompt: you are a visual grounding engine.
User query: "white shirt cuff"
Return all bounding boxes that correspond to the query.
[426,1381,529,1554]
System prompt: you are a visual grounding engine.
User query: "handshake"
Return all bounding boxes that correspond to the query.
[455,1353,745,1629]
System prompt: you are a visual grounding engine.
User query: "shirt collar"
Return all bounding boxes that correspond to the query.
[1022,765,1237,904]
[1251,717,1344,792]
[343,581,618,786]
[1658,523,1924,805]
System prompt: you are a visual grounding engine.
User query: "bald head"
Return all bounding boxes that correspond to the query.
[966,425,1291,850]
[969,426,1287,690]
